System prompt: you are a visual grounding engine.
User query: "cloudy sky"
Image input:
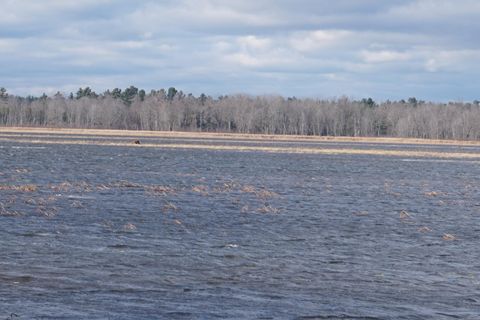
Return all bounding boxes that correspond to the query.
[1,0,479,101]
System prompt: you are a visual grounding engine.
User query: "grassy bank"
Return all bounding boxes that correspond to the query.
[2,127,480,159]
[2,127,480,146]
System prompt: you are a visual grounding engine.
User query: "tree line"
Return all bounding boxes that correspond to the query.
[1,86,480,140]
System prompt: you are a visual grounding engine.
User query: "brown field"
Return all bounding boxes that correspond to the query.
[3,126,480,145]
[1,126,480,159]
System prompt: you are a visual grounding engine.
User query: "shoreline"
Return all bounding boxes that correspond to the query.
[2,126,480,146]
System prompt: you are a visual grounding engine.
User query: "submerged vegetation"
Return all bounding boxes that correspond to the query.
[0,173,281,219]
[1,86,480,140]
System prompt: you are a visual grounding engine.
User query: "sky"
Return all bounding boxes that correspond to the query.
[1,0,479,101]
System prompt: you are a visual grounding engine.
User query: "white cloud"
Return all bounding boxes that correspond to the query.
[386,0,480,20]
[237,36,272,51]
[361,50,412,63]
[422,49,480,72]
[290,30,353,53]
[0,38,19,52]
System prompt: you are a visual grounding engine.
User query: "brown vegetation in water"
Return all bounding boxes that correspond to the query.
[191,185,209,195]
[0,202,21,216]
[3,130,480,159]
[256,205,280,214]
[162,202,178,213]
[417,226,432,233]
[442,233,457,241]
[0,184,38,192]
[399,210,411,219]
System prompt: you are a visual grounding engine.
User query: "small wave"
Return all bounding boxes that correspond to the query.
[400,158,480,163]
[20,232,53,237]
[0,274,34,283]
[10,146,47,149]
[66,195,96,200]
[107,244,130,249]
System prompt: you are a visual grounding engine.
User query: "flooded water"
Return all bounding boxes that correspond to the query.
[1,132,479,319]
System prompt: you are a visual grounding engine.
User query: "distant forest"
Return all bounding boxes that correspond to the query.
[1,86,480,140]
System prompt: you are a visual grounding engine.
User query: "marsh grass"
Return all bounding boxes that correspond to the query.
[162,201,178,213]
[191,185,209,195]
[35,206,58,218]
[241,185,256,193]
[123,222,137,231]
[146,185,176,196]
[70,200,84,208]
[256,205,280,214]
[418,226,432,233]
[443,233,457,241]
[399,210,411,219]
[4,127,480,147]
[3,128,480,159]
[424,191,443,197]
[5,136,480,159]
[0,202,21,216]
[0,184,38,192]
[212,182,240,193]
[255,189,278,199]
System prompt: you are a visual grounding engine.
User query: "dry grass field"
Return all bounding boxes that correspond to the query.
[2,127,480,159]
[3,126,480,145]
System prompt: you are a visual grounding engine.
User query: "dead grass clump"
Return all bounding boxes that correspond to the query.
[147,185,175,196]
[70,200,84,208]
[162,202,178,213]
[256,205,280,214]
[255,189,278,199]
[172,219,190,233]
[213,181,240,193]
[75,181,93,192]
[5,195,17,204]
[192,185,209,195]
[101,220,114,231]
[96,184,111,190]
[399,210,411,219]
[240,185,278,199]
[0,184,38,192]
[110,180,142,188]
[442,233,457,241]
[123,222,137,231]
[36,206,58,218]
[50,181,73,192]
[47,195,58,202]
[35,198,48,206]
[241,185,256,193]
[29,197,56,206]
[17,184,38,192]
[24,198,36,205]
[417,226,432,233]
[0,202,21,216]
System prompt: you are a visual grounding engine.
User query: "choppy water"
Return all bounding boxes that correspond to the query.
[1,133,479,319]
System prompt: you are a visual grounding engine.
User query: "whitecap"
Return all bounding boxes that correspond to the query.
[66,195,96,200]
[11,146,47,149]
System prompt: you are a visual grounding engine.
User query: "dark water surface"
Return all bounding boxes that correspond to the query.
[0,136,479,319]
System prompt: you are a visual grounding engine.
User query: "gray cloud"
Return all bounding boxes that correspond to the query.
[0,0,479,101]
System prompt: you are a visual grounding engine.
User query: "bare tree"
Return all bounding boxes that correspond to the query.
[1,87,479,140]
